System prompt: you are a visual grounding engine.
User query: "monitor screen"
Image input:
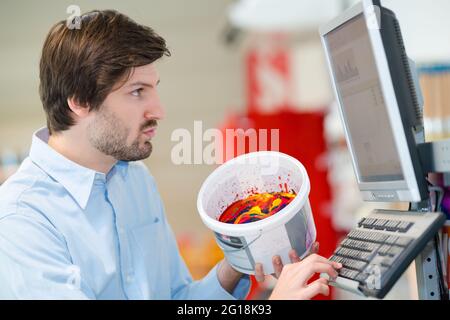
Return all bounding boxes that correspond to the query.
[325,14,404,183]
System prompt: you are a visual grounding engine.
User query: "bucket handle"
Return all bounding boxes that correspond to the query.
[221,229,263,253]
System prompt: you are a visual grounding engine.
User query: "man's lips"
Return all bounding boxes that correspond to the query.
[142,126,157,139]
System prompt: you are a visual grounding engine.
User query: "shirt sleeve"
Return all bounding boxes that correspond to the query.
[161,213,251,300]
[140,162,252,300]
[0,213,96,299]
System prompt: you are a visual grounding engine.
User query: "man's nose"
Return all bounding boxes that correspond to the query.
[144,99,165,121]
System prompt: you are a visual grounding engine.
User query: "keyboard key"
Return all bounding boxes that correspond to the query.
[360,241,380,252]
[341,258,368,271]
[348,230,360,239]
[349,230,386,243]
[330,255,340,263]
[387,246,403,257]
[384,220,400,232]
[356,273,369,283]
[361,218,376,229]
[371,233,389,243]
[397,221,413,233]
[373,219,388,230]
[395,237,413,247]
[330,255,345,264]
[358,218,366,228]
[339,268,360,280]
[385,235,399,245]
[377,245,391,256]
[341,239,373,252]
[340,239,354,248]
[349,250,373,262]
[334,247,371,262]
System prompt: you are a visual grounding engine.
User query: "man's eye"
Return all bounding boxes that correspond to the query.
[131,88,144,97]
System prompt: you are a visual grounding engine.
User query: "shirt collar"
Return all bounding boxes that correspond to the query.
[29,127,129,210]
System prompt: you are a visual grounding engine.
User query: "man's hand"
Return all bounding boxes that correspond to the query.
[252,242,343,300]
[254,242,320,281]
[269,254,342,300]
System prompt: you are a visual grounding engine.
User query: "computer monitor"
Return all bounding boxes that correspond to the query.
[319,0,429,203]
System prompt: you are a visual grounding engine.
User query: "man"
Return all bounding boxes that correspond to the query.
[0,10,341,300]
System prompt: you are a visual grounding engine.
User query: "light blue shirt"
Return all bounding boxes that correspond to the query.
[0,128,250,300]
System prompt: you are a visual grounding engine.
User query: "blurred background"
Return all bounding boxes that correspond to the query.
[1,0,449,300]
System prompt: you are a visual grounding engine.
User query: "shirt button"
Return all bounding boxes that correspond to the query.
[126,275,134,283]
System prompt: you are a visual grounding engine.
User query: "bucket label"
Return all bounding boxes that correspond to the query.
[285,206,314,259]
[214,205,316,275]
[214,233,256,272]
[247,224,292,271]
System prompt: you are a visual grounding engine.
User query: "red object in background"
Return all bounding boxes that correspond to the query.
[250,110,338,259]
[219,110,338,300]
[246,45,292,114]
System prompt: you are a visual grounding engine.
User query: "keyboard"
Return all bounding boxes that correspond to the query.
[322,210,446,299]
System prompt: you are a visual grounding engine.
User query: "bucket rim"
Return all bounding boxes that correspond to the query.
[196,151,311,236]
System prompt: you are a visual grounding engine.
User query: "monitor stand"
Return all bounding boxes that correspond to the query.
[414,139,450,300]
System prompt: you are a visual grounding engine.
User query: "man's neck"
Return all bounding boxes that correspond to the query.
[47,129,116,174]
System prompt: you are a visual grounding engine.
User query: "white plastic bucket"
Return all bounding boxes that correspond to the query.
[197,151,316,275]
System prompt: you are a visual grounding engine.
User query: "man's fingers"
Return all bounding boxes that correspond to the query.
[303,253,342,270]
[288,242,319,264]
[311,242,319,254]
[289,249,301,263]
[255,263,265,282]
[272,255,283,278]
[314,277,329,285]
[301,278,330,299]
[297,261,340,285]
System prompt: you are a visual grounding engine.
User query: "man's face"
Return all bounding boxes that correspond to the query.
[87,63,164,162]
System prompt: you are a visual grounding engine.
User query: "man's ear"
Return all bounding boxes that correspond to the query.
[67,97,90,118]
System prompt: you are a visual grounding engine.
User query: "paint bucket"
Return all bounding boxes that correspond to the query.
[197,151,316,275]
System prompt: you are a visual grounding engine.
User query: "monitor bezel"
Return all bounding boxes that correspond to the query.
[319,0,423,202]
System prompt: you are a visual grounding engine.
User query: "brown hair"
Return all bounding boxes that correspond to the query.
[39,10,170,133]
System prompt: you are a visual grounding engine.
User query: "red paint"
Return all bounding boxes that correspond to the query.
[218,192,296,224]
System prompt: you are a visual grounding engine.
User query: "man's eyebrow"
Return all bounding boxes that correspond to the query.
[128,79,160,88]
